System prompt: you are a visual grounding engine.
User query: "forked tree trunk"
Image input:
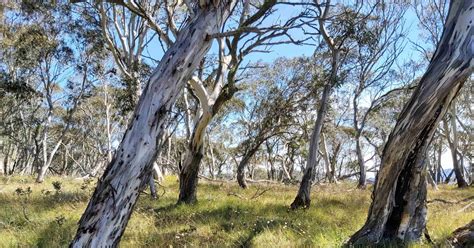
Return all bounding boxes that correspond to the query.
[237,143,264,189]
[70,2,235,246]
[177,50,234,203]
[177,79,236,203]
[443,113,468,187]
[281,159,292,182]
[237,154,252,188]
[321,133,336,183]
[36,140,62,183]
[153,162,164,182]
[291,83,331,209]
[348,1,474,244]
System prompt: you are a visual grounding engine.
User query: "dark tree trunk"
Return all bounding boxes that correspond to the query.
[348,1,474,245]
[355,137,366,188]
[436,142,442,183]
[149,176,157,199]
[237,150,257,189]
[443,119,468,187]
[236,137,265,188]
[70,2,235,246]
[177,52,237,204]
[447,220,474,248]
[445,169,455,183]
[177,90,238,203]
[449,146,468,188]
[177,144,204,204]
[3,143,10,175]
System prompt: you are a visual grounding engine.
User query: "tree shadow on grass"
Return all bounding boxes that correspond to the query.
[148,201,331,247]
[35,218,76,248]
[1,191,90,214]
[154,203,180,213]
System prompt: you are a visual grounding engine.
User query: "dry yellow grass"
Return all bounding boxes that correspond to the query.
[0,176,472,247]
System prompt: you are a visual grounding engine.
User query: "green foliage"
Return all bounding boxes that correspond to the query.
[0,176,472,247]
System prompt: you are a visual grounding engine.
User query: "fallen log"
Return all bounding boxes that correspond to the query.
[446,220,474,248]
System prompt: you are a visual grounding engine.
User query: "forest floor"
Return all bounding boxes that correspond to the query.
[0,176,472,247]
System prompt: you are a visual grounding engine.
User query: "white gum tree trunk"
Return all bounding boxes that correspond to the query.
[70,2,236,246]
[443,105,468,187]
[349,1,474,244]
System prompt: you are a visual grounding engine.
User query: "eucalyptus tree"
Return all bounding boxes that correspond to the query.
[454,79,473,185]
[0,10,43,176]
[75,0,191,194]
[70,1,237,246]
[348,1,474,244]
[176,0,306,204]
[0,2,106,181]
[291,0,384,209]
[236,57,316,188]
[440,101,469,187]
[318,93,352,183]
[67,75,125,178]
[349,3,407,188]
[413,0,469,188]
[359,61,420,176]
[86,0,160,113]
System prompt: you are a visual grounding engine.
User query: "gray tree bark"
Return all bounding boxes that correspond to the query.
[447,220,474,248]
[70,2,236,246]
[237,145,262,189]
[290,83,331,209]
[290,0,340,207]
[355,137,367,188]
[177,63,236,204]
[348,1,474,244]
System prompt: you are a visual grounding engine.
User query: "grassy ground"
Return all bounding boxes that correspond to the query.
[0,176,472,247]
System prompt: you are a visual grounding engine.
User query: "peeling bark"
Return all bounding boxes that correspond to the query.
[178,142,204,204]
[348,1,474,244]
[177,37,236,203]
[70,2,236,246]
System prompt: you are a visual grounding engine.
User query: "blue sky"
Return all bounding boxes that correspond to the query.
[132,2,457,172]
[140,2,430,75]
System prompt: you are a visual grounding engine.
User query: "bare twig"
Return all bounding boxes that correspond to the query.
[427,196,474,204]
[457,202,474,213]
[250,187,271,200]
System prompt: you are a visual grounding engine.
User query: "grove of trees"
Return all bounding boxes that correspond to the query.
[0,0,472,247]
